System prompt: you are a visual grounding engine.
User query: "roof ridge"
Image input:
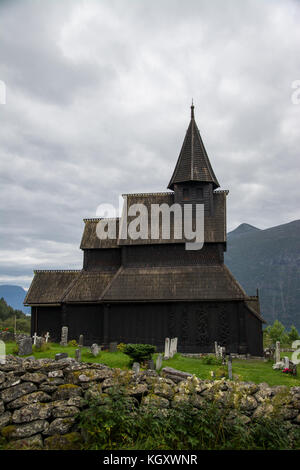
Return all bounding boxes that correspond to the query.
[33,269,81,273]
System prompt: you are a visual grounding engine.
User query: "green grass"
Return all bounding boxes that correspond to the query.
[4,343,300,388]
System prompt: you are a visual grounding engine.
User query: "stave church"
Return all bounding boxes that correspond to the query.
[25,105,265,355]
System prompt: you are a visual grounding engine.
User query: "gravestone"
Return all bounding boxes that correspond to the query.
[284,356,290,369]
[228,354,233,380]
[33,332,38,346]
[164,338,170,359]
[0,340,5,364]
[290,361,297,376]
[169,337,178,358]
[169,338,175,358]
[91,344,100,357]
[60,326,68,347]
[18,337,32,356]
[173,337,178,355]
[45,332,50,343]
[79,335,84,347]
[35,337,44,350]
[156,353,163,371]
[75,349,82,362]
[147,359,155,370]
[215,341,219,357]
[132,362,140,373]
[109,342,118,352]
[275,341,280,363]
[55,352,68,361]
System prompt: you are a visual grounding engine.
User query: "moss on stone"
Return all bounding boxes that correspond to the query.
[1,425,16,439]
[44,432,82,450]
[58,384,80,389]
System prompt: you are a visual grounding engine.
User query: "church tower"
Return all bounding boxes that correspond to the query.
[168,104,219,217]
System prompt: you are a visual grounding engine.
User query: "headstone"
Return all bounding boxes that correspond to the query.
[0,340,5,364]
[18,337,33,356]
[156,353,163,370]
[75,349,82,362]
[173,337,178,355]
[164,338,170,359]
[35,337,44,350]
[147,359,155,370]
[91,344,100,357]
[228,354,233,380]
[45,332,50,343]
[60,326,68,347]
[169,338,175,358]
[79,335,84,347]
[33,332,38,346]
[284,356,290,369]
[214,341,219,357]
[210,370,215,378]
[132,362,140,373]
[55,352,68,361]
[290,361,297,376]
[109,342,118,352]
[275,341,280,363]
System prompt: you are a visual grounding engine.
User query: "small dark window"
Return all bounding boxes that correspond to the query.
[183,188,189,200]
[196,187,203,199]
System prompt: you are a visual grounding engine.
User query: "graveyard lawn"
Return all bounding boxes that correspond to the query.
[4,343,300,388]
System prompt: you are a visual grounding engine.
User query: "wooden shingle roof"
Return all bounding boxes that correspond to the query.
[103,265,246,301]
[80,190,226,249]
[168,105,220,190]
[63,270,118,302]
[24,271,81,305]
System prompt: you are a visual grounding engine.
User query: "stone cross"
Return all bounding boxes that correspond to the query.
[228,354,233,380]
[45,332,50,343]
[75,348,82,362]
[156,353,163,370]
[132,362,140,373]
[60,326,68,347]
[275,341,280,363]
[164,337,170,359]
[33,332,38,346]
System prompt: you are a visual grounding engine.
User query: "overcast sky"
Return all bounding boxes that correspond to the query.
[0,0,299,289]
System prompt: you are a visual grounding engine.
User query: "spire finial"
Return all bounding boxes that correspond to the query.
[191,99,194,119]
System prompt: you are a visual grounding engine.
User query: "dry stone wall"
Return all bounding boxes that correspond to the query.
[1,355,300,449]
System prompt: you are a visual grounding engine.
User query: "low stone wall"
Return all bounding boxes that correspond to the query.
[1,355,300,449]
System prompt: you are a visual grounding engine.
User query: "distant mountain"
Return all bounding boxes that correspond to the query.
[0,285,30,314]
[225,220,300,330]
[228,223,261,239]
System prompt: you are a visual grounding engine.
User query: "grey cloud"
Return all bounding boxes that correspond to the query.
[0,0,299,288]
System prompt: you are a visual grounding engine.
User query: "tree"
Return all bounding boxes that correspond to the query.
[265,320,289,345]
[288,325,300,343]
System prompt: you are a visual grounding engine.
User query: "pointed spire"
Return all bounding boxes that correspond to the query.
[167,103,220,190]
[191,99,195,119]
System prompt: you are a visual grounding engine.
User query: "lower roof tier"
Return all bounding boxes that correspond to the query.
[24,265,263,322]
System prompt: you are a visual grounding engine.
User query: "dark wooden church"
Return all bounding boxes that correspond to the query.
[25,105,265,355]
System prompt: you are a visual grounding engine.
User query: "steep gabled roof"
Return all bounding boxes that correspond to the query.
[168,104,220,190]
